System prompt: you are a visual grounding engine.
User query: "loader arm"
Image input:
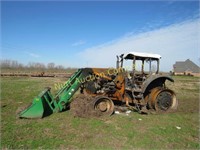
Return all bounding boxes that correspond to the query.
[18,68,90,119]
[55,69,83,111]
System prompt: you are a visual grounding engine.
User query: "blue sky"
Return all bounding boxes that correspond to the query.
[1,1,199,71]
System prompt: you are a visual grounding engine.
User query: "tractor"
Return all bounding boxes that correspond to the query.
[18,52,178,118]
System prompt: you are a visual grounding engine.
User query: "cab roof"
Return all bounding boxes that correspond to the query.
[124,52,161,60]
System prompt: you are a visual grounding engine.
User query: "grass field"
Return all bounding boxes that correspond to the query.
[1,76,199,149]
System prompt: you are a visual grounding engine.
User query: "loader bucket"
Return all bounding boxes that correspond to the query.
[18,88,59,119]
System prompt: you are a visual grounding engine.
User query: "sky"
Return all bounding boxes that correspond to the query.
[1,1,200,71]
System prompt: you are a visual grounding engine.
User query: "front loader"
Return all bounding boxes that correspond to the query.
[18,52,178,119]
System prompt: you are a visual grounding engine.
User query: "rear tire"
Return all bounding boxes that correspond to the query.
[155,90,178,111]
[147,88,178,113]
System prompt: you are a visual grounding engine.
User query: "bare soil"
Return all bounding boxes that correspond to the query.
[70,94,103,118]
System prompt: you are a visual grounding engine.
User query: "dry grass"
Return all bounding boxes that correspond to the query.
[1,75,199,149]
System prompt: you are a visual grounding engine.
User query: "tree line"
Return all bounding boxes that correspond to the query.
[0,59,67,70]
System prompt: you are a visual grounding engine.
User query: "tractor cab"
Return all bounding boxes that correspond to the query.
[117,52,161,87]
[117,52,161,74]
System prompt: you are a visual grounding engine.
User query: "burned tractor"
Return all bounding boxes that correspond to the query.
[18,52,178,118]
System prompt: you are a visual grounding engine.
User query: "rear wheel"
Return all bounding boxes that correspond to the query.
[155,90,177,111]
[148,87,178,112]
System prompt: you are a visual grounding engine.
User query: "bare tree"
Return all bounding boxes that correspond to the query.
[35,63,46,69]
[0,59,24,69]
[27,62,46,69]
[0,59,67,70]
[0,59,11,68]
[28,62,36,69]
[47,63,55,69]
[56,65,64,70]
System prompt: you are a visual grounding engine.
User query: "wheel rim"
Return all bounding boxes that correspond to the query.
[98,101,108,112]
[156,91,173,111]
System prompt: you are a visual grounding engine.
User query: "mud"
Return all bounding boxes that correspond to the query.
[70,94,103,118]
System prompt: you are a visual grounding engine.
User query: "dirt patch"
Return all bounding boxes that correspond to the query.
[70,94,103,118]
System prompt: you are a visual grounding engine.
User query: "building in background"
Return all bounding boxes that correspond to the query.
[173,59,200,76]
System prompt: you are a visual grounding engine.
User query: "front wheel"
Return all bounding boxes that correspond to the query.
[92,96,114,116]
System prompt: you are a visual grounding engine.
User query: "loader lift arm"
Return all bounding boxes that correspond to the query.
[18,68,91,119]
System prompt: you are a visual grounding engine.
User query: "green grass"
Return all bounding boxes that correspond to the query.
[1,76,199,149]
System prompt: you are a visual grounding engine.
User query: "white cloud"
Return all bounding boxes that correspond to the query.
[72,40,86,46]
[75,19,200,71]
[24,51,41,58]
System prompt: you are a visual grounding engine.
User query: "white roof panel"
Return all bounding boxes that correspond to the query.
[124,52,161,60]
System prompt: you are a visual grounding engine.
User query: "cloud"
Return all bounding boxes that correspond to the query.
[75,19,199,71]
[72,40,86,46]
[24,51,41,58]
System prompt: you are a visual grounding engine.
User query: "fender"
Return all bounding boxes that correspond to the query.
[142,75,174,96]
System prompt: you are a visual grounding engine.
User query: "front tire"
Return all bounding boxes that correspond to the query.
[92,96,114,116]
